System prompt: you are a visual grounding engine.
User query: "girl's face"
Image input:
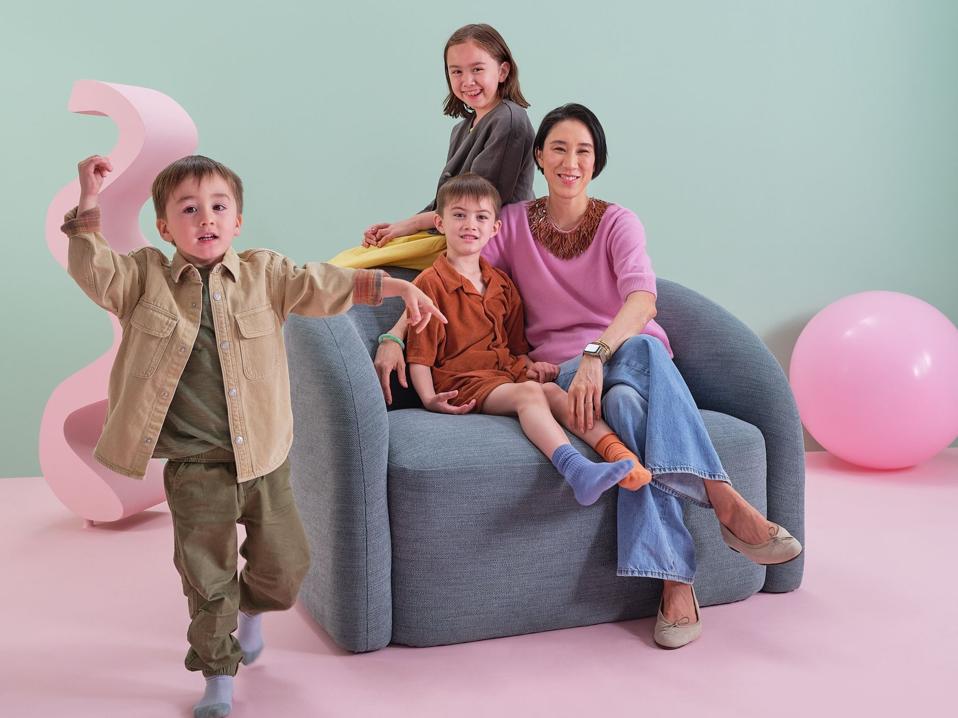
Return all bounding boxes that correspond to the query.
[535,119,597,202]
[446,41,509,121]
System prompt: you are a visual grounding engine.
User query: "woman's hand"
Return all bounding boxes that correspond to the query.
[567,356,604,433]
[374,339,406,406]
[422,390,476,415]
[526,361,559,383]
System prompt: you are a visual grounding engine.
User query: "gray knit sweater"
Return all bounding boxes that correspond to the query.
[422,99,535,212]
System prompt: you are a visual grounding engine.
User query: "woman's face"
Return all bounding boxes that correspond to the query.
[535,119,596,201]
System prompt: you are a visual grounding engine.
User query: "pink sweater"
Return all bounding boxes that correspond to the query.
[482,201,672,365]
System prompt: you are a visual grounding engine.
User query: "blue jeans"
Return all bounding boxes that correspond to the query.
[555,335,729,584]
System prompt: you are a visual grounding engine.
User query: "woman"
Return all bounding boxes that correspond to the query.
[374,104,802,649]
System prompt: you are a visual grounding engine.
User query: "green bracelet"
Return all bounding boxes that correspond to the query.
[378,333,406,350]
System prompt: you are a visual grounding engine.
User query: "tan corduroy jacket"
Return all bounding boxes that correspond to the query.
[62,207,383,481]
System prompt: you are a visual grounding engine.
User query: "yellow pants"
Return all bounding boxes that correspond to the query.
[326,232,447,271]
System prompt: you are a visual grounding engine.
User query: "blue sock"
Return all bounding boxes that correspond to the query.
[551,444,634,506]
[238,611,263,665]
[194,675,233,718]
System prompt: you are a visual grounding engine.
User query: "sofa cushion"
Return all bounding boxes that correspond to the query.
[386,408,767,647]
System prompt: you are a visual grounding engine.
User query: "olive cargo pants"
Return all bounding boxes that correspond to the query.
[163,453,310,676]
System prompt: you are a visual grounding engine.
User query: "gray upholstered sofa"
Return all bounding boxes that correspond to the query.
[285,269,805,653]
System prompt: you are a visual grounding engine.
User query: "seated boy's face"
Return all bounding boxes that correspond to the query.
[156,174,242,268]
[435,195,501,257]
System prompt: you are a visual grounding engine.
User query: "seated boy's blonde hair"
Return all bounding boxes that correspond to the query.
[436,173,502,217]
[151,155,244,219]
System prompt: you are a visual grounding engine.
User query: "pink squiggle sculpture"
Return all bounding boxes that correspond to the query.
[41,80,198,525]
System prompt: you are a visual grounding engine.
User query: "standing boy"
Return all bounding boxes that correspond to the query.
[63,154,444,718]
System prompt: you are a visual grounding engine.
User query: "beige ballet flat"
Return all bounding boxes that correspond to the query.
[720,522,803,565]
[653,585,702,649]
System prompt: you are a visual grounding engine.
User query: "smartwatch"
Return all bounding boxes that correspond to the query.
[583,340,612,363]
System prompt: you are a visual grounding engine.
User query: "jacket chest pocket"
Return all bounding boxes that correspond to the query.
[235,305,279,381]
[127,301,177,379]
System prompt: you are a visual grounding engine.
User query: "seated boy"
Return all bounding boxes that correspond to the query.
[62,154,444,718]
[405,173,651,505]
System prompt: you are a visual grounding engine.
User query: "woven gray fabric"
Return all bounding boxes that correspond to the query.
[386,409,765,647]
[285,314,392,652]
[655,279,805,593]
[284,274,805,651]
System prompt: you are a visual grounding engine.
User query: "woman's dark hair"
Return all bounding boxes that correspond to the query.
[533,103,608,179]
[442,24,530,119]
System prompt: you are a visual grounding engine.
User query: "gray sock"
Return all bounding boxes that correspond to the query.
[194,675,232,718]
[238,611,264,665]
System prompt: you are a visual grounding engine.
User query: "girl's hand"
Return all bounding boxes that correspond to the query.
[567,356,604,433]
[363,217,420,247]
[526,361,559,383]
[77,155,113,211]
[423,390,476,415]
[374,339,406,406]
[363,222,392,247]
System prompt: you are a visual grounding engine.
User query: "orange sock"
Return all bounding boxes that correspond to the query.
[595,433,651,491]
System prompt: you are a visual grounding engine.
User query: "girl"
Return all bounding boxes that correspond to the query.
[328,23,535,271]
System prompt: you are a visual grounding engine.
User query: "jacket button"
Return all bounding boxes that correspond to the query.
[212,292,222,301]
[220,341,230,350]
[235,436,244,446]
[229,388,238,397]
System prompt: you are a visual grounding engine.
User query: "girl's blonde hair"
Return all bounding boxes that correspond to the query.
[442,24,529,119]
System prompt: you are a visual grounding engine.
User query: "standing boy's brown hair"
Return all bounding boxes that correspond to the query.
[151,155,244,219]
[435,173,502,217]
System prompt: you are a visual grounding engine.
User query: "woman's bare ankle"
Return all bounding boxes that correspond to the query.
[661,581,695,622]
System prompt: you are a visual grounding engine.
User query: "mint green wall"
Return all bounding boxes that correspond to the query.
[3,1,956,477]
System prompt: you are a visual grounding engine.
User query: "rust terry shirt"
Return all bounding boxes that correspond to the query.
[406,253,531,411]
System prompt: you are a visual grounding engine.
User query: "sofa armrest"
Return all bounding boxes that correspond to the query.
[284,313,392,651]
[655,279,805,592]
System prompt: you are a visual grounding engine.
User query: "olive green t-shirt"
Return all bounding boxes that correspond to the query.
[154,267,232,459]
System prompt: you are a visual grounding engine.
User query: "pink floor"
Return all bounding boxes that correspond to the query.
[2,450,956,717]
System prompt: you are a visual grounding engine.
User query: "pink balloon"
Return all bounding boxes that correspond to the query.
[789,291,958,469]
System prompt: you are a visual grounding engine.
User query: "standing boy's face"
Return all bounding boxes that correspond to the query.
[156,175,242,267]
[435,196,501,258]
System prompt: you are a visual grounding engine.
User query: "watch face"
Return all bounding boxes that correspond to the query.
[584,343,601,353]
